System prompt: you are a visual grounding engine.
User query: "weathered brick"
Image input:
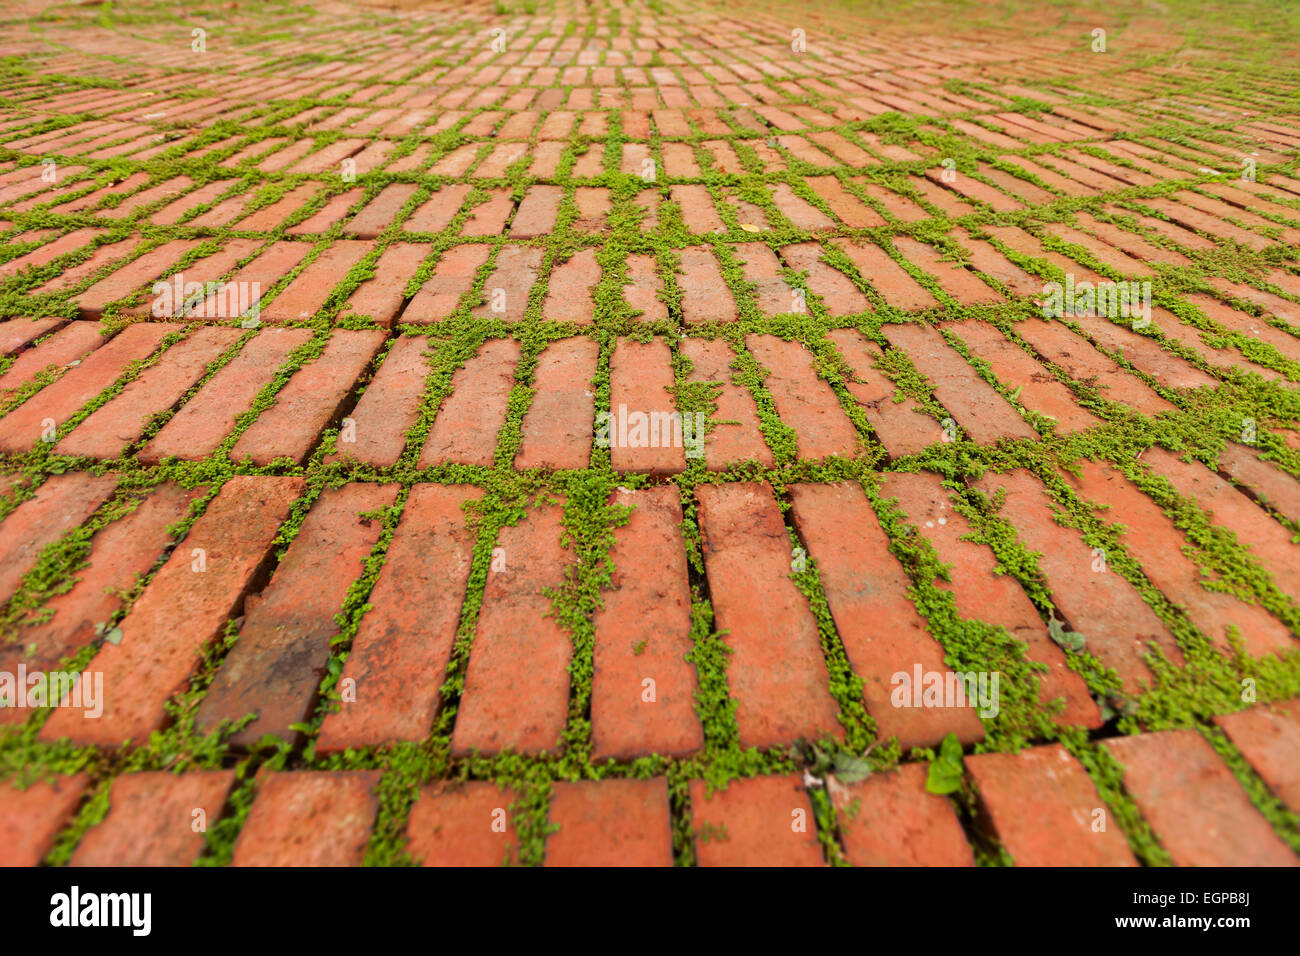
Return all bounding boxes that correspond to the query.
[545,779,674,866]
[1214,700,1300,813]
[679,246,736,324]
[139,327,312,463]
[326,335,430,467]
[690,775,824,866]
[592,487,701,760]
[451,501,574,756]
[41,476,304,745]
[832,763,975,866]
[515,336,597,470]
[0,322,174,453]
[55,326,242,459]
[0,775,88,866]
[746,334,860,460]
[826,328,940,456]
[260,240,369,322]
[71,771,235,866]
[1104,730,1297,866]
[697,482,843,748]
[966,745,1136,866]
[1063,458,1293,657]
[406,782,519,866]
[833,238,938,311]
[973,469,1181,695]
[0,473,118,601]
[680,337,773,468]
[340,240,429,326]
[883,471,1101,727]
[419,337,519,468]
[882,323,1037,444]
[232,771,380,867]
[317,485,482,752]
[404,243,491,321]
[607,337,685,474]
[231,329,385,466]
[198,482,399,746]
[0,482,201,694]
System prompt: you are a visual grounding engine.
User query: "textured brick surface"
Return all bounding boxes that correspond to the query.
[5,0,1300,868]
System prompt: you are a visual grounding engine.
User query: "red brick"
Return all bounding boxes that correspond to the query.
[592,487,701,759]
[1104,730,1296,866]
[139,327,312,463]
[883,471,1101,727]
[0,322,174,453]
[572,186,610,231]
[287,188,365,235]
[780,242,870,316]
[198,482,399,746]
[0,473,118,601]
[746,334,860,460]
[543,248,600,324]
[690,775,824,866]
[515,336,598,470]
[260,240,370,322]
[345,183,418,238]
[941,321,1101,433]
[75,241,199,319]
[834,238,938,311]
[1144,446,1300,599]
[317,485,482,752]
[71,771,235,866]
[0,483,201,693]
[461,189,515,236]
[679,246,736,324]
[0,322,107,398]
[234,184,320,232]
[623,254,667,323]
[404,243,492,321]
[734,241,797,315]
[419,337,519,468]
[231,329,385,466]
[340,240,429,326]
[608,337,685,474]
[327,335,430,467]
[966,745,1136,866]
[472,245,543,322]
[0,774,88,866]
[680,337,773,468]
[789,481,985,748]
[894,236,1002,305]
[826,328,940,456]
[0,316,64,354]
[41,476,304,745]
[451,502,574,756]
[1013,318,1177,416]
[1070,314,1219,391]
[670,184,725,234]
[406,782,519,866]
[404,184,471,233]
[1214,700,1300,813]
[973,469,1181,695]
[696,482,842,748]
[832,763,975,866]
[510,184,561,238]
[232,771,380,867]
[55,326,242,459]
[1063,458,1293,657]
[545,779,674,866]
[882,323,1037,444]
[1219,443,1300,525]
[195,240,312,319]
[804,176,886,228]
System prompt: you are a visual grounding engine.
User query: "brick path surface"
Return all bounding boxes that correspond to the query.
[0,0,1299,867]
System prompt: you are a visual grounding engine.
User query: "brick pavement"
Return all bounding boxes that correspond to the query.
[0,0,1298,866]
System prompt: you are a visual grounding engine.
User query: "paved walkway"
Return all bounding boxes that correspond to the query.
[0,0,1298,865]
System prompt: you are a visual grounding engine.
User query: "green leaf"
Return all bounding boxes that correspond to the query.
[1048,616,1086,653]
[104,627,123,645]
[832,752,874,784]
[925,732,964,794]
